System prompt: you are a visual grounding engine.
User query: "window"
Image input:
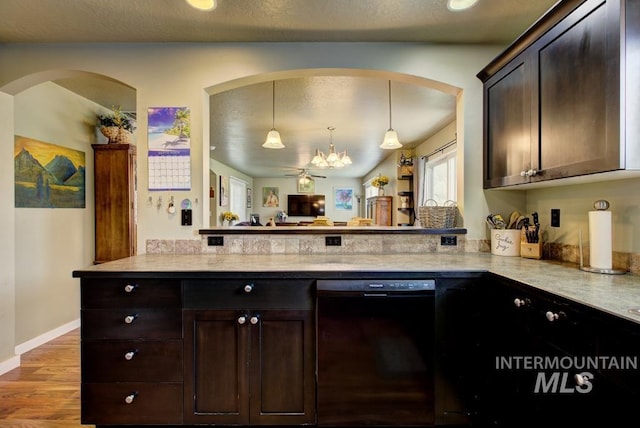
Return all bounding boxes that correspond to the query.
[419,147,457,206]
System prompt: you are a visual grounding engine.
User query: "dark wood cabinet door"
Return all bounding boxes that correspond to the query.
[250,310,316,425]
[534,0,621,181]
[183,309,250,425]
[92,144,137,263]
[483,51,533,188]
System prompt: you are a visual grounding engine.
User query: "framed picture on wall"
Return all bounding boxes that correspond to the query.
[297,178,315,193]
[263,187,279,207]
[247,188,252,208]
[335,187,354,210]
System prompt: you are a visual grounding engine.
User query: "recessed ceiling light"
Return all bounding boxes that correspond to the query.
[447,0,479,11]
[186,0,217,11]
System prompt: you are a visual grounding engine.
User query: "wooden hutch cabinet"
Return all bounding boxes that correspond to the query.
[92,144,137,264]
[366,196,392,226]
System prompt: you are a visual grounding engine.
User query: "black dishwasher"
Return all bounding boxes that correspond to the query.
[317,279,435,426]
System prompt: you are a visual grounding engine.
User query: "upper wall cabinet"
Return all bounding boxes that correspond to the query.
[478,0,640,189]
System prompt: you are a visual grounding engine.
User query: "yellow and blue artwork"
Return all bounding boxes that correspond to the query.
[14,135,86,208]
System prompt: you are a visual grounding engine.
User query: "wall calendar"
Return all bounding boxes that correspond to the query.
[147,107,191,191]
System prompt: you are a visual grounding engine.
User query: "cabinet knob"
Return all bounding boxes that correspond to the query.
[527,169,538,177]
[124,350,137,361]
[514,298,530,307]
[250,316,259,325]
[244,284,254,293]
[124,393,137,404]
[575,373,590,386]
[238,316,247,325]
[520,170,527,177]
[124,284,136,293]
[124,314,138,324]
[545,311,566,322]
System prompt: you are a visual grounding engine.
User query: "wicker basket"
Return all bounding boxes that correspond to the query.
[100,126,132,144]
[418,200,457,228]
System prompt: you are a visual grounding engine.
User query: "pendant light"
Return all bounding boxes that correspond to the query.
[380,80,403,149]
[262,81,285,149]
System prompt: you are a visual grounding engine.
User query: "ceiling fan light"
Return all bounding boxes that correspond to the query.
[262,129,285,149]
[186,0,217,11]
[380,129,402,149]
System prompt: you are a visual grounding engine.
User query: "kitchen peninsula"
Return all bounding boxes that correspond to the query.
[74,252,640,427]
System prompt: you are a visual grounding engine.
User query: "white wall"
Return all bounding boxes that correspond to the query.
[0,92,17,366]
[13,82,96,344]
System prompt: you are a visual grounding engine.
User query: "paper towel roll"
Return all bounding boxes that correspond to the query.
[589,210,612,269]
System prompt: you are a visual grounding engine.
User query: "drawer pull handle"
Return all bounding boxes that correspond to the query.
[250,315,259,325]
[514,298,530,308]
[124,314,138,324]
[244,284,254,293]
[124,350,138,361]
[545,311,566,322]
[238,316,247,325]
[124,393,137,404]
[124,284,136,293]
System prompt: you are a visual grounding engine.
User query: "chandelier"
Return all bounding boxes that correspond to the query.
[311,126,352,169]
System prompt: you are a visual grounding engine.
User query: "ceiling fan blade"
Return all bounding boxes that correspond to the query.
[310,174,327,178]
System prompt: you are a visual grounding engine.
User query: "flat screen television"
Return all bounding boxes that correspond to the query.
[287,194,325,217]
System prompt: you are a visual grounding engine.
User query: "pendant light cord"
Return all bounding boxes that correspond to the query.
[388,80,392,130]
[272,80,276,129]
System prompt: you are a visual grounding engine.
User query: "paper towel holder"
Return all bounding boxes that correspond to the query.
[579,200,626,274]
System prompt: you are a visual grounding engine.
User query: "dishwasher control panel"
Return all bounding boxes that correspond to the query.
[317,279,435,292]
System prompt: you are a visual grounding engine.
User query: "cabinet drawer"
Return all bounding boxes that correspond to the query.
[82,340,183,382]
[184,279,314,310]
[82,382,182,425]
[81,309,182,339]
[81,278,181,309]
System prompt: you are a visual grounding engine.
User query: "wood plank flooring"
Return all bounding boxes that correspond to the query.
[0,329,94,427]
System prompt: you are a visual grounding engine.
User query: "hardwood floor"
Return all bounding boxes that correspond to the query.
[0,328,94,427]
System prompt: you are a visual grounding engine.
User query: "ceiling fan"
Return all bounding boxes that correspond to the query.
[284,168,327,179]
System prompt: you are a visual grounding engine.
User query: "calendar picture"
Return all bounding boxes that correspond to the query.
[148,107,191,190]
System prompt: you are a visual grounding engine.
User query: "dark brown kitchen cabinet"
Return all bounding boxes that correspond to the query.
[80,278,183,426]
[479,0,640,189]
[183,280,316,426]
[92,144,137,263]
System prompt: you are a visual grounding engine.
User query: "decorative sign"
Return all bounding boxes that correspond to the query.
[148,107,191,191]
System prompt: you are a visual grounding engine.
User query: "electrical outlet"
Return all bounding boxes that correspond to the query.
[207,236,224,246]
[325,236,342,246]
[441,236,457,246]
[551,209,560,227]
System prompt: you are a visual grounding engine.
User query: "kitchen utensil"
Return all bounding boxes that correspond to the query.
[507,211,521,229]
[514,215,526,230]
[491,214,506,229]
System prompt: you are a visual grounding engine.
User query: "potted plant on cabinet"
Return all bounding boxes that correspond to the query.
[97,106,136,144]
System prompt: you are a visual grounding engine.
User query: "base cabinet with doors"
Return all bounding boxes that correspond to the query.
[183,279,316,426]
[479,0,640,188]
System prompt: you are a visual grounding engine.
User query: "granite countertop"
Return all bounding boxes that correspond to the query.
[73,253,640,325]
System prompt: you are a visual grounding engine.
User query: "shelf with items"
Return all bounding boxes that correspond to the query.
[396,149,415,225]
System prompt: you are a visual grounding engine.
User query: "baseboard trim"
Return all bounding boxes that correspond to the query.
[14,318,80,356]
[0,354,20,376]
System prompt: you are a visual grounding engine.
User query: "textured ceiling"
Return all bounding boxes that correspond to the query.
[1,0,558,178]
